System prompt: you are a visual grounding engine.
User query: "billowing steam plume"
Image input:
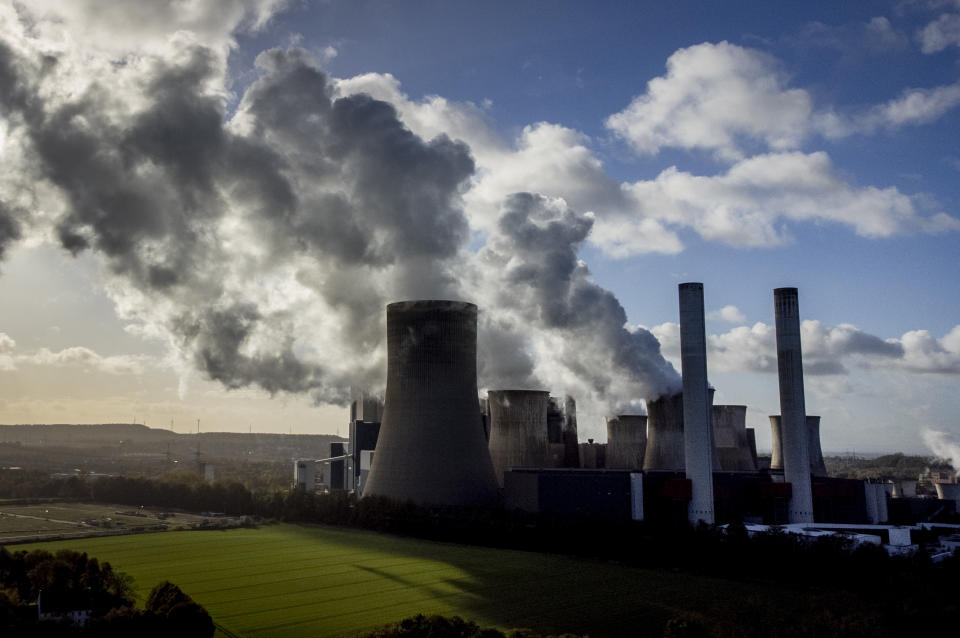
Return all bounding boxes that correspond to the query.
[0,4,679,426]
[922,428,960,477]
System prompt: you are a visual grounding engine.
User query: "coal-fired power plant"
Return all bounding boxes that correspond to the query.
[679,282,715,525]
[487,390,551,486]
[774,287,815,523]
[605,415,647,469]
[362,300,499,507]
[344,287,951,531]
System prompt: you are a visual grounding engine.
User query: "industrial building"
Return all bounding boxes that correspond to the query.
[297,289,958,540]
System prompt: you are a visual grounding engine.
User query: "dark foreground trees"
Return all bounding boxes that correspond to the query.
[0,548,214,637]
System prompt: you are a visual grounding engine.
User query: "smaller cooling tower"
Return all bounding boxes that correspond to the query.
[745,428,759,470]
[712,405,756,472]
[546,397,566,466]
[770,414,825,475]
[769,415,784,471]
[579,440,607,468]
[643,392,685,471]
[487,390,551,486]
[891,480,917,498]
[605,415,647,469]
[807,416,827,477]
[562,395,580,468]
[362,300,499,507]
[935,482,960,504]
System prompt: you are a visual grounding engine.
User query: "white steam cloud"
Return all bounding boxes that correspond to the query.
[0,2,679,424]
[921,428,960,476]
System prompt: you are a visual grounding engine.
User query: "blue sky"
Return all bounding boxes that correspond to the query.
[1,1,959,459]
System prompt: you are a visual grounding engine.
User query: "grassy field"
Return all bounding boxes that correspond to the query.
[10,523,794,638]
[0,502,214,543]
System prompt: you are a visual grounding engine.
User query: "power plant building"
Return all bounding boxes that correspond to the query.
[338,290,946,531]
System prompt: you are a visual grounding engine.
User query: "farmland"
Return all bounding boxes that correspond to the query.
[0,502,218,543]
[9,522,797,637]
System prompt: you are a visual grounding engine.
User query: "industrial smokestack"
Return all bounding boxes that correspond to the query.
[768,415,783,471]
[807,416,827,477]
[679,282,714,525]
[643,392,685,471]
[712,405,756,472]
[487,389,551,486]
[362,300,499,507]
[774,287,814,523]
[605,415,647,469]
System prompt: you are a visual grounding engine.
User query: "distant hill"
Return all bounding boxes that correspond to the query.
[0,423,346,465]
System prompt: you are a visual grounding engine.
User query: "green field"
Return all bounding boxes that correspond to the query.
[0,502,214,543]
[10,523,788,637]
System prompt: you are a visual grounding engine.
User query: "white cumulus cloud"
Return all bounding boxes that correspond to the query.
[653,320,960,377]
[707,305,747,323]
[605,41,814,161]
[919,12,960,53]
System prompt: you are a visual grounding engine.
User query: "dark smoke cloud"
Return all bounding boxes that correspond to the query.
[0,32,478,403]
[0,202,20,263]
[1,9,681,415]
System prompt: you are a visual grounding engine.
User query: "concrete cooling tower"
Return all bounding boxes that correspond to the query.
[605,415,647,469]
[562,395,580,467]
[712,405,757,472]
[487,390,551,486]
[643,392,685,471]
[770,414,826,476]
[807,416,827,477]
[362,300,499,507]
[745,428,759,470]
[642,389,717,472]
[935,482,960,505]
[769,415,784,470]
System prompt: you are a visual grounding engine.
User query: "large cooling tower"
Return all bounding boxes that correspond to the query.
[362,300,499,507]
[487,390,551,486]
[643,392,685,471]
[769,415,784,470]
[712,405,756,472]
[807,416,827,477]
[606,415,647,469]
[774,287,814,523]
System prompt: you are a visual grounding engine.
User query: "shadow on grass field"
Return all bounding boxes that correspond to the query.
[10,523,810,637]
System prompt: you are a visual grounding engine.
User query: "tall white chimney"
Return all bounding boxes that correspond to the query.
[773,287,814,523]
[679,282,714,525]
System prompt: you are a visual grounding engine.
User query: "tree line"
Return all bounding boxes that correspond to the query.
[0,547,213,636]
[3,469,960,634]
